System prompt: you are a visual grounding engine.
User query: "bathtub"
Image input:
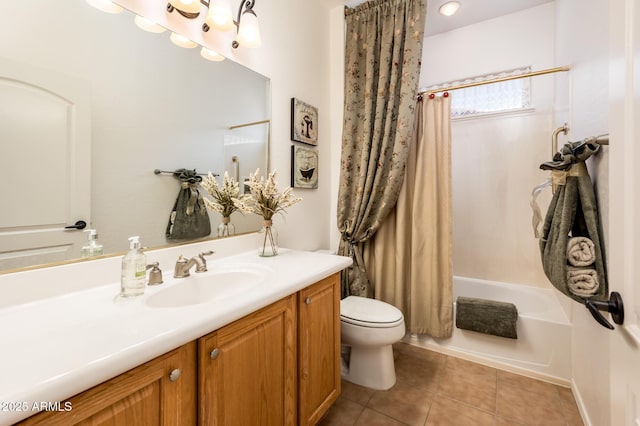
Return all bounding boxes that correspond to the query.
[405,276,572,385]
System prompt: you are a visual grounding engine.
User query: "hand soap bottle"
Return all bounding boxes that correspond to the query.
[121,236,147,297]
[81,229,104,258]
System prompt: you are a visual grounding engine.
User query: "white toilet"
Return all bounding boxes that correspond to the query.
[340,296,406,390]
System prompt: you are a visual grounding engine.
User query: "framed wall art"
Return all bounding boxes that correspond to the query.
[291,98,318,145]
[291,145,318,189]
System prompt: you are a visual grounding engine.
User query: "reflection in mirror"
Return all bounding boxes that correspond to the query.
[0,0,270,272]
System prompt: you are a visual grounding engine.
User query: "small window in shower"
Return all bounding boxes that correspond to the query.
[423,66,532,118]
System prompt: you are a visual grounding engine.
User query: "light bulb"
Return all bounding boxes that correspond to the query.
[85,0,123,14]
[205,0,235,32]
[170,32,198,48]
[134,15,166,33]
[438,1,460,17]
[200,47,225,62]
[235,12,261,48]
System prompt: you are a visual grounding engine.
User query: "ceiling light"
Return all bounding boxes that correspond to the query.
[439,1,460,17]
[170,32,198,48]
[134,15,166,33]
[85,0,123,14]
[200,47,225,61]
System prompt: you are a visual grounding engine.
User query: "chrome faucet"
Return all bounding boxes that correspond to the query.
[174,251,215,278]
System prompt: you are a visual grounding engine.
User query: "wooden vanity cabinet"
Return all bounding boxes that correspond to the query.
[18,273,341,426]
[19,341,197,426]
[298,273,341,425]
[197,295,297,426]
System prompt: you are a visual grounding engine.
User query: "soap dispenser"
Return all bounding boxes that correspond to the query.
[81,229,104,258]
[120,236,147,297]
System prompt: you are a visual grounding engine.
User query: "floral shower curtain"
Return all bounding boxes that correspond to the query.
[337,0,427,298]
[365,95,453,337]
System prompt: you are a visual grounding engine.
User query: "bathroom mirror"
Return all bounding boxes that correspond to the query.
[0,0,269,272]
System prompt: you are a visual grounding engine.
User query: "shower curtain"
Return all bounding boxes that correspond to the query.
[365,95,453,337]
[337,0,427,298]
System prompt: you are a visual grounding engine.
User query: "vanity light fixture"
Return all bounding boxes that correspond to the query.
[204,0,235,32]
[438,1,460,17]
[170,32,198,48]
[167,0,202,17]
[200,47,225,61]
[85,0,123,14]
[134,15,167,33]
[167,0,261,49]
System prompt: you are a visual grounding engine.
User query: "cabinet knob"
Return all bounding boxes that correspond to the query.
[210,348,220,360]
[305,297,311,305]
[169,368,181,382]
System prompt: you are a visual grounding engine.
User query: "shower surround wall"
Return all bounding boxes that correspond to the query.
[419,3,556,288]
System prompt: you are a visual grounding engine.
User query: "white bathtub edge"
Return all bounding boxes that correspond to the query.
[402,337,571,387]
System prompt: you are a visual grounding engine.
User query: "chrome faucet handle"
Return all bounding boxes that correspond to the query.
[146,262,163,285]
[174,255,190,278]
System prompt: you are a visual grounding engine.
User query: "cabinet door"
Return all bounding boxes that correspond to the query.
[298,273,341,425]
[19,342,197,426]
[198,296,297,426]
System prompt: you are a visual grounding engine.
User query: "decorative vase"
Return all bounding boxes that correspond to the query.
[217,216,236,238]
[257,220,278,257]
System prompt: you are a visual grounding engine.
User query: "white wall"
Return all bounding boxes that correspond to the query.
[555,1,611,424]
[421,3,556,288]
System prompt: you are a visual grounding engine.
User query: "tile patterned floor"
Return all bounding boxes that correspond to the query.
[319,343,584,426]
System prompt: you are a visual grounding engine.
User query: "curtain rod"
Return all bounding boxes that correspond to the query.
[420,65,571,95]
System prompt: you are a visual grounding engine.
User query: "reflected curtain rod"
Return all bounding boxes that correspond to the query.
[421,65,571,96]
[229,119,270,130]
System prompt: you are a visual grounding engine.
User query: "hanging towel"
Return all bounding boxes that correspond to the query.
[166,169,211,240]
[566,236,596,267]
[539,140,607,303]
[567,266,600,297]
[455,297,518,339]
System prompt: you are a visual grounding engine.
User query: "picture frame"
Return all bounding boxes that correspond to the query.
[291,98,318,145]
[291,145,318,189]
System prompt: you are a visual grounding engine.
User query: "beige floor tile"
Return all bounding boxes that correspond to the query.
[436,358,497,413]
[496,383,566,425]
[498,371,560,397]
[341,379,376,406]
[495,417,527,425]
[558,392,584,426]
[394,342,447,366]
[425,395,494,426]
[395,353,442,393]
[354,408,408,426]
[367,380,434,426]
[318,396,365,426]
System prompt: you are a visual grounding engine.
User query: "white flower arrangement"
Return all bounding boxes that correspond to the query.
[201,172,240,218]
[232,169,302,221]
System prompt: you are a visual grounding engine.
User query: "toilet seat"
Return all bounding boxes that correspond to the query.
[340,296,404,328]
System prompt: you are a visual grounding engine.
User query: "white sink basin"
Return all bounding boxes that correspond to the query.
[145,264,271,308]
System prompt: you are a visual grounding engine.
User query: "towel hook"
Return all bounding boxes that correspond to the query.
[584,292,624,330]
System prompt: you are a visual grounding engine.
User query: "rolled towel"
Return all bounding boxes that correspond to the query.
[566,237,596,267]
[567,266,599,297]
[455,297,518,339]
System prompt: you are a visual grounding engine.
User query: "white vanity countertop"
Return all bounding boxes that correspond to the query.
[0,248,351,425]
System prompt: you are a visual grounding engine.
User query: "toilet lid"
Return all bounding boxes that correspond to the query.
[340,296,404,326]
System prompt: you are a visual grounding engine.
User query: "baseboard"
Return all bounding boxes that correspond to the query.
[571,379,592,426]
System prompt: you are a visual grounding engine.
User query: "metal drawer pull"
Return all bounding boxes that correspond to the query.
[305,297,311,305]
[169,368,181,382]
[210,348,220,360]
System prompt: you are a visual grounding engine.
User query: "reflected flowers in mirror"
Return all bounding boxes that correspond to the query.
[202,172,240,237]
